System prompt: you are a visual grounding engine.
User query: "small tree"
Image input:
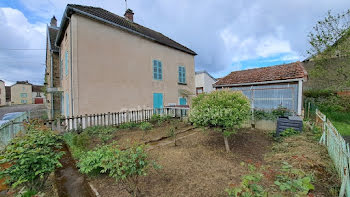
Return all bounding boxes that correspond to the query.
[190,90,250,152]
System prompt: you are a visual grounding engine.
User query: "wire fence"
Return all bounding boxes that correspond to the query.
[315,108,350,197]
[0,112,28,149]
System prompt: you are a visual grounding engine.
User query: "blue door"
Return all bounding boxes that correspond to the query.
[179,97,187,105]
[153,93,163,114]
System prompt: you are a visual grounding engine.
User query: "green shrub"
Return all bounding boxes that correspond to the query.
[119,122,139,129]
[190,90,251,152]
[0,128,64,191]
[139,122,153,131]
[150,114,172,125]
[280,128,300,137]
[274,162,314,195]
[63,132,85,160]
[72,131,90,150]
[84,126,116,135]
[78,143,160,196]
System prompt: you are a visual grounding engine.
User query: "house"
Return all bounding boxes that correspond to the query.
[47,4,196,117]
[214,62,308,115]
[10,81,33,105]
[0,80,5,106]
[195,71,217,94]
[32,85,45,104]
[45,16,61,119]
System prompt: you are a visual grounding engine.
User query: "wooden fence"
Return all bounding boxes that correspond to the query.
[317,109,350,197]
[44,107,189,132]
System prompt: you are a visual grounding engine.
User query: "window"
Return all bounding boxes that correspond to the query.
[65,51,68,76]
[20,93,27,98]
[179,97,187,105]
[178,66,186,84]
[153,60,162,80]
[196,87,204,95]
[21,100,27,104]
[36,92,41,97]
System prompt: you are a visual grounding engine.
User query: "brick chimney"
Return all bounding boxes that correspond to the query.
[50,16,57,27]
[124,9,134,22]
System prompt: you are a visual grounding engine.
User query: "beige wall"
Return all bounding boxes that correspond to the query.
[60,15,195,116]
[0,81,5,106]
[10,84,32,105]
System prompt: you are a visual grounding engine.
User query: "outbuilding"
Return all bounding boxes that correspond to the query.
[214,62,308,115]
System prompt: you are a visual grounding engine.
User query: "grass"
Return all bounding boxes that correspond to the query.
[322,111,350,136]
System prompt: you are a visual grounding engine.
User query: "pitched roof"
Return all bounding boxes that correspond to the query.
[56,4,196,56]
[48,26,59,52]
[32,85,44,92]
[195,70,217,81]
[215,62,307,86]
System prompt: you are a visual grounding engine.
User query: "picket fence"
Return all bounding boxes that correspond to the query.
[317,109,350,197]
[44,107,189,132]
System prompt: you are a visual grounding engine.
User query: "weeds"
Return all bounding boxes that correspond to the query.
[119,122,140,129]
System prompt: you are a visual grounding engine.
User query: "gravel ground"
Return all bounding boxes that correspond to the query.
[0,104,46,120]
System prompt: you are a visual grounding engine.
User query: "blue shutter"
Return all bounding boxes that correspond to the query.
[158,61,162,80]
[65,92,69,117]
[65,51,68,76]
[179,97,187,105]
[153,93,163,109]
[178,66,186,83]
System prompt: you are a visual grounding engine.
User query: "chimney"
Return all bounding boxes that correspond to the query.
[124,9,134,22]
[50,16,57,27]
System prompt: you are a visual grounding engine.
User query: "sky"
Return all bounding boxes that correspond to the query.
[0,0,350,86]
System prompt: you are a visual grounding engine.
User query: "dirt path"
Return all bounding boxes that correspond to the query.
[55,145,94,197]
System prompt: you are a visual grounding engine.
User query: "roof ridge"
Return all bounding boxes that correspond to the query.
[63,4,196,55]
[228,61,301,74]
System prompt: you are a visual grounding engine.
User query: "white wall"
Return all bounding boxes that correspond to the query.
[195,72,216,93]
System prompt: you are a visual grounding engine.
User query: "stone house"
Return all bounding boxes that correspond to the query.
[214,62,308,115]
[10,81,33,105]
[47,4,196,117]
[195,71,217,94]
[45,16,61,119]
[0,80,5,106]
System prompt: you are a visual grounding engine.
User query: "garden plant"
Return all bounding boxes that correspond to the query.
[190,90,251,152]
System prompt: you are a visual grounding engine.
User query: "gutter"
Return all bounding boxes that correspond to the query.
[213,78,305,88]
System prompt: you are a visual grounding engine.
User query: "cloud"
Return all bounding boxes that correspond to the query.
[1,0,350,83]
[0,7,46,85]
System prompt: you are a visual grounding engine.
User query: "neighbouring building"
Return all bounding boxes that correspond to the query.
[0,80,5,106]
[214,62,308,115]
[10,81,33,105]
[32,85,46,104]
[195,71,217,94]
[45,16,61,119]
[47,4,196,117]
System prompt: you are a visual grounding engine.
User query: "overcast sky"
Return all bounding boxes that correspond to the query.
[0,0,350,85]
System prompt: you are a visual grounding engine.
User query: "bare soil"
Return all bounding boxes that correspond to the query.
[89,128,273,197]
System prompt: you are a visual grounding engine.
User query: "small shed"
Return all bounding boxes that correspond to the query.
[214,62,308,115]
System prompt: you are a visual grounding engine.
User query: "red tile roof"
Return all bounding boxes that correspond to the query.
[215,62,307,86]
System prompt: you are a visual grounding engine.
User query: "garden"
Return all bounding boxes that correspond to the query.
[0,91,340,197]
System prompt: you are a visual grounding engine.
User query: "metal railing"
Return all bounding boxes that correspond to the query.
[0,112,28,149]
[317,109,350,197]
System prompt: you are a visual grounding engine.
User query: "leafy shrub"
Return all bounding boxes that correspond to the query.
[280,128,300,137]
[78,143,160,196]
[72,131,90,150]
[304,89,336,98]
[274,162,314,195]
[139,122,153,131]
[119,122,139,129]
[0,127,64,191]
[150,114,172,125]
[190,90,251,152]
[63,132,85,160]
[226,163,266,197]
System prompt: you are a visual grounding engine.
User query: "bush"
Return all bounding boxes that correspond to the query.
[119,122,139,129]
[0,127,64,191]
[280,128,299,137]
[150,114,172,125]
[190,90,251,152]
[72,131,90,150]
[78,143,160,196]
[139,122,153,131]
